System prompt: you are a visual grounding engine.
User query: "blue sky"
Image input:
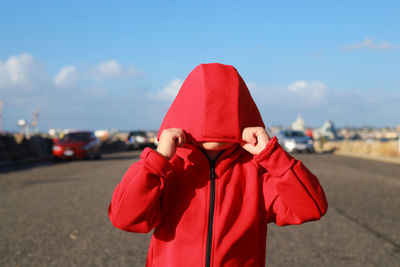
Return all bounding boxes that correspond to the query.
[1,0,399,132]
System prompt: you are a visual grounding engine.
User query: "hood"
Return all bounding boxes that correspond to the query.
[57,140,88,148]
[158,63,264,144]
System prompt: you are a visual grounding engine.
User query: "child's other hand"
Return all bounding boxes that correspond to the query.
[157,128,186,159]
[241,127,270,155]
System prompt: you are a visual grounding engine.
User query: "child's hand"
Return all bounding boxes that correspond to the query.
[156,128,186,159]
[241,127,270,155]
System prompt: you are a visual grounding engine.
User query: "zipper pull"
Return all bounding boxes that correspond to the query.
[210,163,215,181]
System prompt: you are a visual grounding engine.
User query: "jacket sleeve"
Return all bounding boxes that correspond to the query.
[254,137,328,226]
[108,147,173,233]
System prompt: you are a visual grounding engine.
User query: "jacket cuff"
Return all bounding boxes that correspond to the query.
[254,136,295,176]
[140,147,173,176]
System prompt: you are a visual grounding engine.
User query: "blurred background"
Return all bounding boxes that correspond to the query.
[1,1,399,266]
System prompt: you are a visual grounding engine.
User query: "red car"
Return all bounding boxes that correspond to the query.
[52,131,101,160]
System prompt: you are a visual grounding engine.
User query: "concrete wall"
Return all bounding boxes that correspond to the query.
[0,133,132,163]
[0,134,53,161]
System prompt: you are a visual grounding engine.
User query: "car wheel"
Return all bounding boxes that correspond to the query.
[88,150,95,160]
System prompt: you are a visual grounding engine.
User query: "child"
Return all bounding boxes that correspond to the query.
[108,63,328,267]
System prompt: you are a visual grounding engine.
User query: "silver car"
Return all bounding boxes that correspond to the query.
[276,130,314,153]
[126,131,150,150]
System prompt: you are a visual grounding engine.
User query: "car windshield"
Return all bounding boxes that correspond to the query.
[62,132,91,142]
[129,131,146,137]
[283,131,305,137]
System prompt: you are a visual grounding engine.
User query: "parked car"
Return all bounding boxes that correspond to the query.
[52,131,101,160]
[276,130,314,153]
[126,131,150,149]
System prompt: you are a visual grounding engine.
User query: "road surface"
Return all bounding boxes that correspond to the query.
[0,151,399,266]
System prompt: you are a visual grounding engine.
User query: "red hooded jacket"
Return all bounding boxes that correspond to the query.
[108,63,328,267]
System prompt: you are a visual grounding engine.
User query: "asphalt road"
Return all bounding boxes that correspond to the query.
[0,151,399,267]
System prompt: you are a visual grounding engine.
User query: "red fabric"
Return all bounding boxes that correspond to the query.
[108,63,328,267]
[157,63,265,143]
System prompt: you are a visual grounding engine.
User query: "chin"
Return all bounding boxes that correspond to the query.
[200,142,234,151]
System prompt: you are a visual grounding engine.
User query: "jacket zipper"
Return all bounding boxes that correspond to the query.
[200,149,225,267]
[205,160,215,267]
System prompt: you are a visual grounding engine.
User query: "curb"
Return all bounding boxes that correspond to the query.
[333,150,400,165]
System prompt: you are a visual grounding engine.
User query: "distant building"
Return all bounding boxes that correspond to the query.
[291,115,305,131]
[322,120,337,139]
[313,120,338,140]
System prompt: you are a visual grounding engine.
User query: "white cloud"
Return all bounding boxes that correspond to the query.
[147,78,183,101]
[287,80,328,101]
[0,53,47,91]
[53,65,78,88]
[343,38,398,52]
[91,59,140,79]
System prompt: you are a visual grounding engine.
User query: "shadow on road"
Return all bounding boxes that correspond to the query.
[0,161,54,174]
[98,154,140,161]
[21,177,85,187]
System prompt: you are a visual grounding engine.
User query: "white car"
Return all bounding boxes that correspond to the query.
[276,130,314,153]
